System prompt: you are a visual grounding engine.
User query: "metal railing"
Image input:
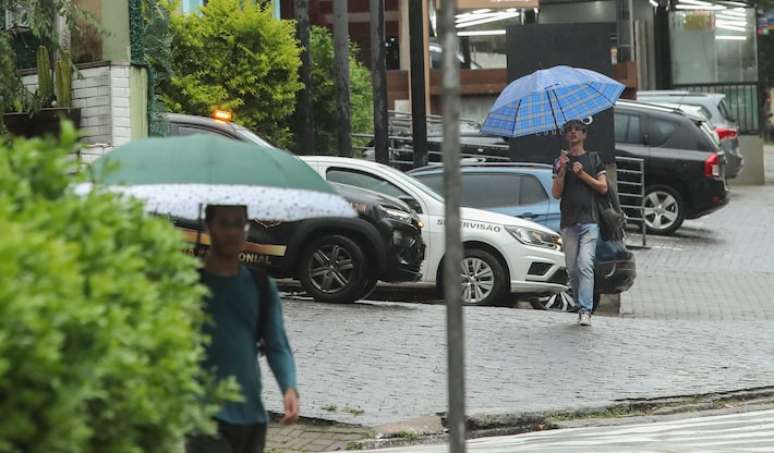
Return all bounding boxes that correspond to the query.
[672,82,761,134]
[615,156,647,247]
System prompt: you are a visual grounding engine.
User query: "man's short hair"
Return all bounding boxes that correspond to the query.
[204,205,248,225]
[562,119,587,132]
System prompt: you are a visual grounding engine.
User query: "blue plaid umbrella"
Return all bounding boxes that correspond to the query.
[481,66,625,138]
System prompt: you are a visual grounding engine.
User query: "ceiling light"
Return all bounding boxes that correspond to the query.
[680,0,713,6]
[649,0,659,6]
[456,12,520,29]
[458,29,507,37]
[675,4,726,10]
[472,9,491,14]
[716,24,747,31]
[716,34,747,40]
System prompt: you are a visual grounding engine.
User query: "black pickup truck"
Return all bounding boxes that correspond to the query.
[166,113,425,303]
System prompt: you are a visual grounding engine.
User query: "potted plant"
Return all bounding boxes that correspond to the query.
[2,46,81,138]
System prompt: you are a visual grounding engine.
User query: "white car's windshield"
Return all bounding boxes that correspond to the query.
[379,164,445,202]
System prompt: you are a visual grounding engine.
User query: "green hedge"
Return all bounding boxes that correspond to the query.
[0,125,235,452]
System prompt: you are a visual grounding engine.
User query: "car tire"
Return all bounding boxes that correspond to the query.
[643,185,685,235]
[355,276,378,301]
[298,235,369,304]
[456,248,509,306]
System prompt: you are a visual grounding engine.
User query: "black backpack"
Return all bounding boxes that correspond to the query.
[199,266,272,355]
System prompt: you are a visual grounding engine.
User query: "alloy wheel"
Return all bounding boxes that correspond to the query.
[460,257,495,305]
[643,190,680,232]
[308,245,355,294]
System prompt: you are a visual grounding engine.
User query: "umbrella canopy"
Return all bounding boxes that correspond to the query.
[481,65,625,138]
[76,135,355,221]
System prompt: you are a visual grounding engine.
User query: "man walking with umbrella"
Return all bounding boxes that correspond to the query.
[187,205,300,453]
[551,120,608,326]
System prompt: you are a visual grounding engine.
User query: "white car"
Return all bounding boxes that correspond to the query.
[301,156,568,306]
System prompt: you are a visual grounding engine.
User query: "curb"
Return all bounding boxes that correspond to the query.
[345,385,774,450]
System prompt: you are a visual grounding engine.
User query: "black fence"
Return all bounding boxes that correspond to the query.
[672,82,761,134]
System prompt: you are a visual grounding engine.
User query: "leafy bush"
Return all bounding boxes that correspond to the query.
[0,124,231,452]
[160,0,302,147]
[305,26,373,155]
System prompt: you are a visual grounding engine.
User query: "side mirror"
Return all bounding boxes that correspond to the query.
[399,196,423,214]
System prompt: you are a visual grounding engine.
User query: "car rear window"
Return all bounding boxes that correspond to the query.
[718,99,736,122]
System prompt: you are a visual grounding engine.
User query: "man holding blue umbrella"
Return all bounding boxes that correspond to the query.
[551,120,608,327]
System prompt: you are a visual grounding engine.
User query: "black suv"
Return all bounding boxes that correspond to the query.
[166,113,425,303]
[615,100,729,235]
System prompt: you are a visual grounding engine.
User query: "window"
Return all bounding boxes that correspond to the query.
[412,174,444,196]
[520,175,548,205]
[460,173,521,209]
[181,0,207,13]
[648,117,678,147]
[615,113,643,145]
[327,169,411,201]
[718,99,736,122]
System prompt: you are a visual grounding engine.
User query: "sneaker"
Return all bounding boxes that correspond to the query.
[579,312,592,327]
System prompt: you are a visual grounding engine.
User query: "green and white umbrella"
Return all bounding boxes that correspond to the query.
[76,135,355,221]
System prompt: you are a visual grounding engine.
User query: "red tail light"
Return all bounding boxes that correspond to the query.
[716,127,737,141]
[704,152,721,178]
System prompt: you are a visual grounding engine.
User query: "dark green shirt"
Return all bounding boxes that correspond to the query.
[200,267,297,425]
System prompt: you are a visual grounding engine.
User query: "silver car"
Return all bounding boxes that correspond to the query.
[638,91,742,178]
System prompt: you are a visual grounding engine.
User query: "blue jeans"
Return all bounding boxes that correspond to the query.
[562,223,599,314]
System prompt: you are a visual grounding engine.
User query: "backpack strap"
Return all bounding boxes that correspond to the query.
[247,266,271,352]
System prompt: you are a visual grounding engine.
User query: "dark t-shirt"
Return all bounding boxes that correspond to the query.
[553,152,606,230]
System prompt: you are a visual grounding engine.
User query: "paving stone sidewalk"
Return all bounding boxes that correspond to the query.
[621,145,774,320]
[262,300,774,430]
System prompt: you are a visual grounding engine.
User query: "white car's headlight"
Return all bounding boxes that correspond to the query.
[506,226,562,250]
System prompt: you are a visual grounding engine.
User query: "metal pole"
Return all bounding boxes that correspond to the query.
[294,0,315,155]
[370,0,389,164]
[409,0,428,168]
[334,0,352,157]
[440,0,465,451]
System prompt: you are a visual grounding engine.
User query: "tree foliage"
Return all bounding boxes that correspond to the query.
[159,0,303,147]
[303,26,373,155]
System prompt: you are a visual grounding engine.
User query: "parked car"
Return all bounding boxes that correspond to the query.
[615,100,729,235]
[301,156,568,306]
[637,91,742,178]
[408,162,636,309]
[176,182,424,304]
[165,112,425,303]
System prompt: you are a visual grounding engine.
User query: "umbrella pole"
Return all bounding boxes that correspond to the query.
[196,203,203,258]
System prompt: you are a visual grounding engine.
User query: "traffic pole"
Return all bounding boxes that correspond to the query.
[333,0,352,158]
[370,0,389,164]
[439,0,466,451]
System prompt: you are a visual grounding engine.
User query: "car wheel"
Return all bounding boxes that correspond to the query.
[643,185,685,235]
[459,248,509,306]
[299,235,368,304]
[530,290,578,312]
